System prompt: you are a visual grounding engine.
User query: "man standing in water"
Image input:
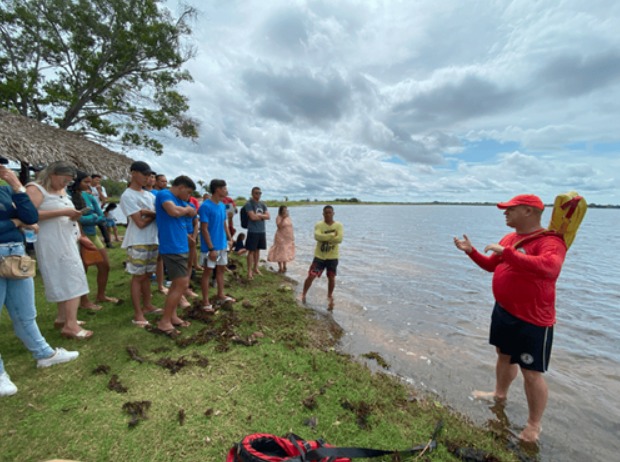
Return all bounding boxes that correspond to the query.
[301,205,344,311]
[454,194,567,443]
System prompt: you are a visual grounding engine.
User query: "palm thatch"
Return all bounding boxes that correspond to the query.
[0,109,134,180]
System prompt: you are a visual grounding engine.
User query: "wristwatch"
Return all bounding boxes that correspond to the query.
[208,248,215,252]
[13,186,26,194]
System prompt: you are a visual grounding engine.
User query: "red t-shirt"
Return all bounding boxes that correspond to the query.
[468,231,567,327]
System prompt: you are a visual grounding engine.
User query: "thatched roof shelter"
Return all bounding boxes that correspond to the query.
[0,109,134,180]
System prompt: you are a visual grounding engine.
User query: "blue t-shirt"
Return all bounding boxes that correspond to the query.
[185,202,197,234]
[155,189,189,255]
[198,199,227,251]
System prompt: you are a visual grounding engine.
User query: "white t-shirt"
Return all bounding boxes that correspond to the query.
[90,185,107,206]
[120,188,158,247]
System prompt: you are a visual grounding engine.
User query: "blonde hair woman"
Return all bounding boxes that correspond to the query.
[26,161,93,340]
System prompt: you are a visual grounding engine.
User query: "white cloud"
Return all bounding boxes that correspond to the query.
[146,0,620,204]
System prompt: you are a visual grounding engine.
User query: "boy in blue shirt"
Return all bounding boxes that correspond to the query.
[199,179,233,311]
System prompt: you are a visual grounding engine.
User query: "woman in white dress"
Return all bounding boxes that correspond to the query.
[26,162,93,340]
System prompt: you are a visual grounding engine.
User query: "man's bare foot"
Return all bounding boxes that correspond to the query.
[157,287,169,295]
[254,269,262,276]
[247,272,254,281]
[299,294,306,304]
[472,390,506,402]
[519,422,542,442]
[327,296,334,311]
[179,296,191,308]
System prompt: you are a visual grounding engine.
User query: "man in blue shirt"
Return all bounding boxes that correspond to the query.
[243,186,270,280]
[154,175,197,335]
[198,179,233,311]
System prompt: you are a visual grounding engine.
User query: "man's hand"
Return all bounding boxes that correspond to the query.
[185,206,197,217]
[484,243,504,255]
[454,235,473,254]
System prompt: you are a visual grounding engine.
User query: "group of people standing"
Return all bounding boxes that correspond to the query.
[0,155,561,446]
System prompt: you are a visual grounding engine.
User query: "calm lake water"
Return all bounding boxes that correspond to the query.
[263,204,620,462]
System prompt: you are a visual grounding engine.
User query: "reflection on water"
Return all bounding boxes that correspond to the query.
[264,204,620,462]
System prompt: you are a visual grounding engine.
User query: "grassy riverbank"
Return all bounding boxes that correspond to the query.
[0,245,524,461]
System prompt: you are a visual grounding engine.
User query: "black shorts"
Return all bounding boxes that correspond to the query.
[308,257,338,278]
[489,303,553,372]
[161,253,189,280]
[245,233,266,251]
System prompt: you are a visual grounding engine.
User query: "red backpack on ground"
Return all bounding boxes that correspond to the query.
[226,432,438,462]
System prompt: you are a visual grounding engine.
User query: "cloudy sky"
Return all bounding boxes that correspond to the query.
[139,0,620,204]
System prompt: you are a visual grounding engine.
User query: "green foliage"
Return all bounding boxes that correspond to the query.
[101,178,128,199]
[0,0,199,155]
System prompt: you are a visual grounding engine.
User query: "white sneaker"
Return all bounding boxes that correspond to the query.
[0,372,18,396]
[36,348,79,368]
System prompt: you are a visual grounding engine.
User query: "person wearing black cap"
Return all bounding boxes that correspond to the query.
[454,194,567,442]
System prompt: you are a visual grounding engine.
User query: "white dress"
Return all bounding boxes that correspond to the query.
[28,183,89,302]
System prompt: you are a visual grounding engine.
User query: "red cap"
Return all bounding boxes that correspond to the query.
[497,194,544,210]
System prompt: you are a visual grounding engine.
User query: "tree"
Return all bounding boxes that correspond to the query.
[0,0,199,155]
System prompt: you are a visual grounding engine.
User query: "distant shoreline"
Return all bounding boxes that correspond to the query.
[261,200,619,209]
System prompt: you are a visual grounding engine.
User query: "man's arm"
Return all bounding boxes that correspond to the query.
[501,238,566,278]
[454,234,500,272]
[162,200,196,218]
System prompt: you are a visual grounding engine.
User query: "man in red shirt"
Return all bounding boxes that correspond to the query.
[454,194,567,443]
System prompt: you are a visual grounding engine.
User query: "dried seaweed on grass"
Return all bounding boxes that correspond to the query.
[107,375,128,393]
[178,408,185,426]
[156,356,192,374]
[362,351,391,370]
[126,346,146,363]
[302,394,318,410]
[303,416,318,430]
[92,364,111,375]
[340,399,373,430]
[122,401,151,428]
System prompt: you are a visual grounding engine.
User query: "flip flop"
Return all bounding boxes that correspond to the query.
[142,308,164,315]
[216,296,236,305]
[54,320,86,329]
[79,304,102,311]
[172,320,191,328]
[149,326,180,338]
[97,297,121,305]
[131,320,151,328]
[201,305,215,313]
[61,329,93,340]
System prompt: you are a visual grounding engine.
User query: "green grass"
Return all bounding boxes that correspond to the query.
[0,245,523,461]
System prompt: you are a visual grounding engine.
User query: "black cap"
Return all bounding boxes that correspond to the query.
[0,156,9,165]
[130,161,153,175]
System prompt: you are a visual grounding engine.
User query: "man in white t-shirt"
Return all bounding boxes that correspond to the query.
[120,161,162,327]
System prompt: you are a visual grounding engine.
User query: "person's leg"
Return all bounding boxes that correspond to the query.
[98,222,111,247]
[301,274,316,303]
[327,274,336,310]
[201,266,213,307]
[156,256,167,294]
[60,297,92,338]
[215,264,226,299]
[254,249,261,274]
[95,249,116,302]
[520,369,547,442]
[474,350,518,400]
[130,274,149,323]
[3,277,55,360]
[158,275,190,331]
[141,273,160,312]
[247,250,255,279]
